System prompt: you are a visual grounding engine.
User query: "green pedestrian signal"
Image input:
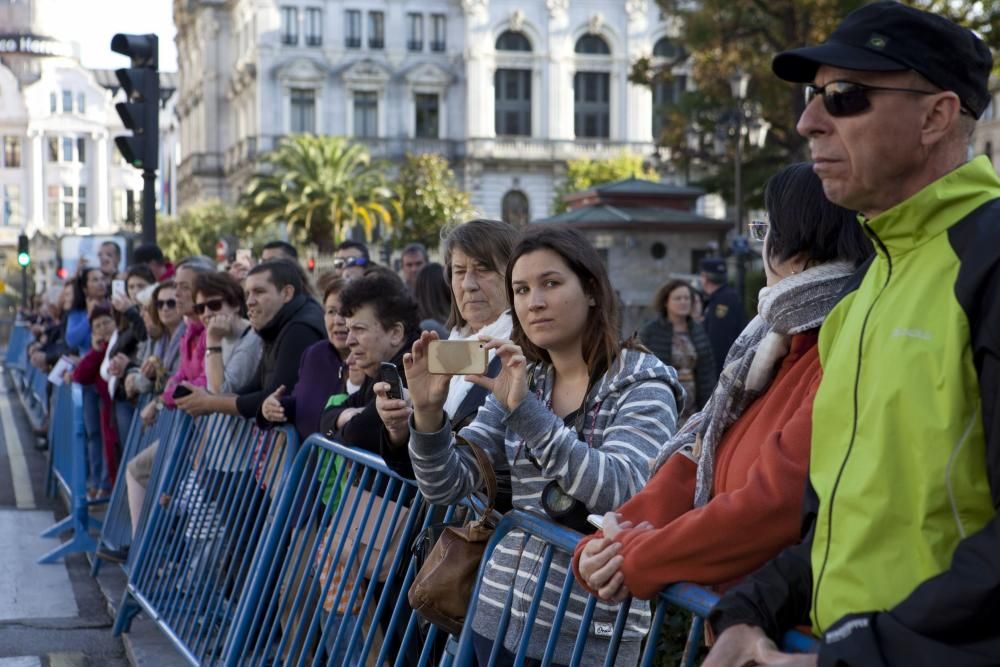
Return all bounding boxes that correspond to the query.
[16,233,29,267]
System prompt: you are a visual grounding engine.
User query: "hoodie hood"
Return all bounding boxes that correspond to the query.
[257,293,324,342]
[529,346,686,413]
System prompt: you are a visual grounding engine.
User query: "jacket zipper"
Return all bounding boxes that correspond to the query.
[811,222,892,631]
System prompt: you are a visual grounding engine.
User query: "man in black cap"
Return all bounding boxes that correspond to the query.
[705,3,999,666]
[699,256,745,371]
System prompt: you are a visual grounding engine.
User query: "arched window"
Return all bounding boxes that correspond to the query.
[575,34,610,55]
[501,190,530,227]
[652,38,688,138]
[496,30,531,51]
[495,31,532,136]
[574,34,611,138]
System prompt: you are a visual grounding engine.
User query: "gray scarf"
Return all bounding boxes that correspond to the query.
[651,260,857,507]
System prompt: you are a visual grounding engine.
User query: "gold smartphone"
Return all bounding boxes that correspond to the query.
[427,340,488,375]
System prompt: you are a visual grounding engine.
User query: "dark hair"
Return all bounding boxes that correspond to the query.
[322,277,347,304]
[72,267,104,311]
[133,243,165,264]
[414,262,451,325]
[339,270,420,340]
[651,279,694,318]
[100,240,121,260]
[126,264,156,286]
[507,225,623,374]
[402,242,428,259]
[195,271,247,318]
[442,219,517,330]
[148,280,177,332]
[248,259,305,295]
[89,304,113,324]
[763,163,873,269]
[336,240,370,260]
[262,240,298,259]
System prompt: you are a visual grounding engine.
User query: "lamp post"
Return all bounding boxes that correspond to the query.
[728,70,750,238]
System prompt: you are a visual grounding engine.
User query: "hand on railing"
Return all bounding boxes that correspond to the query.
[703,624,814,667]
[577,512,653,603]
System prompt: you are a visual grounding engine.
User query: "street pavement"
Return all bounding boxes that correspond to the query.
[0,371,130,666]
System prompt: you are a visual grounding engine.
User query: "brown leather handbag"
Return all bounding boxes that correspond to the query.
[407,441,498,636]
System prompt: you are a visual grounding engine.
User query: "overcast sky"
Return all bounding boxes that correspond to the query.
[45,0,178,72]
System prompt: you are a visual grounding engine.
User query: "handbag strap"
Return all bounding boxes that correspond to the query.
[458,438,498,518]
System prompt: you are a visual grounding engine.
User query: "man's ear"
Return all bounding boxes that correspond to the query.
[921,92,962,148]
[390,321,405,346]
[281,285,295,303]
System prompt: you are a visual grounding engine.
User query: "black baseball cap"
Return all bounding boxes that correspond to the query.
[773,1,993,118]
[699,257,727,276]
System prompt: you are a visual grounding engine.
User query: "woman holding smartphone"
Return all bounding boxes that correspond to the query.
[403,226,684,666]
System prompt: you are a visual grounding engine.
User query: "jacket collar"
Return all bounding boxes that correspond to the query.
[864,156,1000,256]
[257,293,308,342]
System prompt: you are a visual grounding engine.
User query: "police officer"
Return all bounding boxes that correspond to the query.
[699,257,745,371]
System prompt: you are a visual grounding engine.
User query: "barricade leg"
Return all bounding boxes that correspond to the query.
[680,615,705,667]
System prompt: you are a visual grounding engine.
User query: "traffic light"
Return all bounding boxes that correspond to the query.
[307,257,316,273]
[16,233,29,267]
[111,33,159,170]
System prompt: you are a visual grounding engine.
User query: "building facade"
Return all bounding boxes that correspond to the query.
[174,0,689,223]
[0,0,178,261]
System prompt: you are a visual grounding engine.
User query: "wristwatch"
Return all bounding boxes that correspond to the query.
[205,346,223,356]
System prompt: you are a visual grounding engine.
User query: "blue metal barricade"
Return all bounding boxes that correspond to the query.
[37,382,104,563]
[3,322,29,372]
[112,412,298,665]
[451,510,818,666]
[224,434,447,667]
[91,395,164,576]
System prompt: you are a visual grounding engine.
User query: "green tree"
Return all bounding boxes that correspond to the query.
[241,135,400,252]
[641,0,1000,208]
[157,200,248,261]
[394,153,473,250]
[553,153,660,213]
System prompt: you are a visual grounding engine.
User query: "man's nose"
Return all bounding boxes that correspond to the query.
[797,94,830,139]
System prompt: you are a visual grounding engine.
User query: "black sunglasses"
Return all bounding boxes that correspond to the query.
[333,256,369,269]
[804,80,938,117]
[156,298,177,310]
[193,298,226,315]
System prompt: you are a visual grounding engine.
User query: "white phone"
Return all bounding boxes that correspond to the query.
[112,279,126,299]
[587,513,604,530]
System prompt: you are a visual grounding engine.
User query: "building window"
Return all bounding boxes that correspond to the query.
[281,6,299,45]
[414,93,439,138]
[76,137,86,163]
[496,30,531,51]
[501,190,530,227]
[305,8,322,46]
[63,186,74,226]
[345,10,361,48]
[78,186,87,225]
[431,14,446,52]
[2,185,21,227]
[495,70,531,136]
[77,92,86,113]
[62,137,74,162]
[652,37,687,138]
[368,11,384,49]
[62,90,72,113]
[3,137,21,167]
[576,34,611,55]
[407,13,423,51]
[289,88,316,134]
[47,137,58,161]
[574,35,611,139]
[653,36,684,60]
[353,91,378,138]
[50,92,56,113]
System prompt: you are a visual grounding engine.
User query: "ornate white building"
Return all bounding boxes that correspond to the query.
[174,0,688,223]
[0,0,178,257]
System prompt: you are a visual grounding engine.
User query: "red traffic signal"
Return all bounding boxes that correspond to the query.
[307,257,316,273]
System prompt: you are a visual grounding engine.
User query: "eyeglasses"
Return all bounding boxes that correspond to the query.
[749,219,769,242]
[193,298,226,315]
[804,80,937,118]
[156,298,177,311]
[333,256,369,270]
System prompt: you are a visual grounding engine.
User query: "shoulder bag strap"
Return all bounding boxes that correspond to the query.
[458,438,497,518]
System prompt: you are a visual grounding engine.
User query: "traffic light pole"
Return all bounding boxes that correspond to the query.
[20,265,27,310]
[142,168,156,245]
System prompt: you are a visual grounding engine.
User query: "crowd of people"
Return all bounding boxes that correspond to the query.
[13,3,1000,665]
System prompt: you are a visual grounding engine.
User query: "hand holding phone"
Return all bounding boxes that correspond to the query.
[427,340,488,375]
[172,384,193,400]
[379,362,404,400]
[112,279,126,299]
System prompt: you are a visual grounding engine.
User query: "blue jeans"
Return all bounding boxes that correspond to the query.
[114,399,136,451]
[81,385,108,492]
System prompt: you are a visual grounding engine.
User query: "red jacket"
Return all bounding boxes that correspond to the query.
[573,330,821,600]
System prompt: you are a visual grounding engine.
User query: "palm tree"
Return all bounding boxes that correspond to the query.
[242,135,400,252]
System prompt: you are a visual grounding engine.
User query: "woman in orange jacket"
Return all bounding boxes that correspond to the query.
[572,163,872,602]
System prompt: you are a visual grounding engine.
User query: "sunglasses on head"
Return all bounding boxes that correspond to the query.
[193,298,226,316]
[156,298,177,310]
[333,256,369,270]
[804,80,939,118]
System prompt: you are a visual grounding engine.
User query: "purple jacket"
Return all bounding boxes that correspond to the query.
[273,339,345,438]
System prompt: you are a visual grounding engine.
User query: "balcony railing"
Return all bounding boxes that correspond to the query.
[430,40,446,52]
[407,40,423,51]
[345,37,361,49]
[466,137,655,162]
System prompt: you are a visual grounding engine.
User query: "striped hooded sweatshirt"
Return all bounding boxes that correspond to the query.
[409,348,683,665]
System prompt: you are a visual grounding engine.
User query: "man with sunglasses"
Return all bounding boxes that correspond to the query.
[705,3,1000,666]
[332,240,371,280]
